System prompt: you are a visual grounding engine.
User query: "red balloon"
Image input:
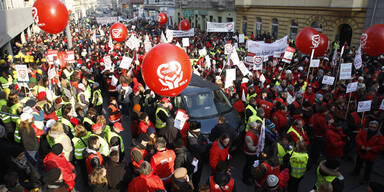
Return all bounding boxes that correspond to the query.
[32,0,69,34]
[361,24,384,56]
[313,33,329,58]
[157,12,168,25]
[295,27,321,55]
[110,22,128,42]
[141,44,192,97]
[179,19,191,31]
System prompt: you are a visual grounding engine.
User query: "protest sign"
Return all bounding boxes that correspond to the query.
[273,52,281,58]
[225,68,236,89]
[174,109,188,130]
[48,67,56,80]
[46,50,58,65]
[346,82,358,93]
[354,45,362,69]
[126,35,140,50]
[239,34,245,43]
[247,36,288,57]
[144,41,152,53]
[120,56,132,69]
[237,61,251,76]
[263,55,269,62]
[230,50,240,65]
[15,65,29,82]
[167,28,194,37]
[103,56,112,70]
[224,44,233,55]
[245,52,256,65]
[182,38,189,47]
[282,46,296,63]
[340,63,352,80]
[322,75,335,85]
[65,51,75,63]
[199,48,207,56]
[205,55,211,68]
[309,59,320,68]
[207,22,234,33]
[380,99,384,110]
[166,30,173,43]
[253,56,263,70]
[357,100,372,113]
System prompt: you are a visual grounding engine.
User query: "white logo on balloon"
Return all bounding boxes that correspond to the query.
[157,61,183,90]
[112,28,122,38]
[311,34,320,48]
[361,33,368,47]
[32,7,44,26]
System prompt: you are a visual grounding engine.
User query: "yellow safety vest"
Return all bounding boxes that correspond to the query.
[277,143,292,166]
[315,165,337,189]
[155,107,168,129]
[289,152,308,178]
[287,126,304,142]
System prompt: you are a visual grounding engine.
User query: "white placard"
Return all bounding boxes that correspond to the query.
[253,56,263,70]
[174,110,188,130]
[287,92,295,105]
[199,48,207,56]
[207,22,234,33]
[340,63,352,80]
[48,67,56,80]
[282,46,296,63]
[354,45,362,69]
[239,34,245,43]
[273,52,281,58]
[380,99,384,110]
[126,35,140,50]
[103,56,112,70]
[225,68,236,89]
[182,38,189,47]
[230,50,240,66]
[237,61,251,76]
[120,56,132,69]
[322,75,335,85]
[224,44,233,55]
[259,74,266,84]
[346,82,358,93]
[166,30,173,43]
[310,59,320,68]
[205,55,211,68]
[357,100,372,112]
[263,55,269,62]
[15,65,29,82]
[144,41,152,53]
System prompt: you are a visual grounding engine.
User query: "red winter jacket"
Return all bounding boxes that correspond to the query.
[43,152,76,191]
[233,99,245,116]
[209,141,230,173]
[150,149,176,183]
[310,112,329,137]
[356,129,384,162]
[138,120,154,135]
[258,99,273,119]
[128,174,165,192]
[272,110,289,133]
[325,126,346,158]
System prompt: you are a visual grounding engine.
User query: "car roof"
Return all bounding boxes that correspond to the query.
[184,74,220,92]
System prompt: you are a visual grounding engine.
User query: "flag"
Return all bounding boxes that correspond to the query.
[241,89,246,102]
[332,48,338,66]
[354,45,362,69]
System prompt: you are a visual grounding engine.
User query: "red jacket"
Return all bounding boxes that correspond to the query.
[209,141,230,173]
[233,99,245,116]
[258,99,273,118]
[43,152,76,191]
[209,176,234,192]
[310,112,329,137]
[150,149,176,182]
[258,162,280,187]
[128,174,165,192]
[288,125,310,146]
[272,110,289,133]
[138,120,154,135]
[325,126,346,158]
[356,129,384,162]
[130,146,148,170]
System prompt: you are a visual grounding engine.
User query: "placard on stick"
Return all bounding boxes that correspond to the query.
[357,100,372,113]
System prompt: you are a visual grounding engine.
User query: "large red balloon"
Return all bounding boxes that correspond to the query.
[179,19,191,31]
[157,12,168,25]
[361,24,384,56]
[141,44,192,97]
[110,22,128,42]
[32,0,69,34]
[295,27,321,56]
[313,33,329,58]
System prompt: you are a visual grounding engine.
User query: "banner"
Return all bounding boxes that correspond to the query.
[15,65,29,82]
[199,48,207,57]
[166,30,173,43]
[144,41,152,53]
[207,22,235,33]
[237,61,251,76]
[247,36,288,58]
[346,82,358,93]
[167,28,195,37]
[48,67,56,80]
[309,59,320,68]
[65,51,75,63]
[174,109,188,130]
[230,50,240,66]
[282,46,295,63]
[103,56,112,71]
[120,56,132,69]
[357,100,372,112]
[340,63,352,80]
[322,75,335,85]
[126,35,140,50]
[96,17,118,25]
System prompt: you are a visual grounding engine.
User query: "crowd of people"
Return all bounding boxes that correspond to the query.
[0,16,383,192]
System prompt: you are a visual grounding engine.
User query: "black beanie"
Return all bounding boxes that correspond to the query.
[325,159,340,170]
[52,143,63,156]
[43,168,61,185]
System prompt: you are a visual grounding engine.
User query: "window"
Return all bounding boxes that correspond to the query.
[242,16,247,34]
[256,17,262,36]
[311,21,322,32]
[227,18,233,22]
[290,20,298,39]
[210,15,213,22]
[218,16,222,23]
[271,18,278,40]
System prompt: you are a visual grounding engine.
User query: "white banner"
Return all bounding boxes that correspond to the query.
[144,41,152,53]
[322,75,335,85]
[126,35,140,50]
[346,82,358,93]
[225,68,236,89]
[357,100,372,113]
[167,28,195,37]
[340,63,352,80]
[120,56,132,69]
[230,50,240,66]
[15,65,29,82]
[247,36,288,57]
[310,59,320,68]
[174,110,188,130]
[103,56,112,71]
[48,67,56,80]
[96,17,118,25]
[207,22,235,33]
[166,30,173,43]
[199,48,207,57]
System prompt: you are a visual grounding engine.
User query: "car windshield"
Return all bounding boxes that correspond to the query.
[183,90,232,118]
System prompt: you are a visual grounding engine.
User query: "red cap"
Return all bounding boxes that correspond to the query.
[92,123,103,133]
[113,122,124,132]
[70,117,79,126]
[37,92,47,101]
[161,97,170,103]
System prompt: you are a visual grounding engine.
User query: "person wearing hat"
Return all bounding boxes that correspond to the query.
[171,167,194,192]
[155,97,171,129]
[128,161,165,192]
[209,161,236,192]
[314,159,344,192]
[138,112,154,135]
[353,120,384,183]
[264,174,282,192]
[42,168,69,192]
[130,133,150,172]
[106,122,125,161]
[43,143,76,191]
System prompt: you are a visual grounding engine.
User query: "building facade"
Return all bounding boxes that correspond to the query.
[235,0,374,47]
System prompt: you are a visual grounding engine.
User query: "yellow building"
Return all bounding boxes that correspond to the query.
[235,0,370,47]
